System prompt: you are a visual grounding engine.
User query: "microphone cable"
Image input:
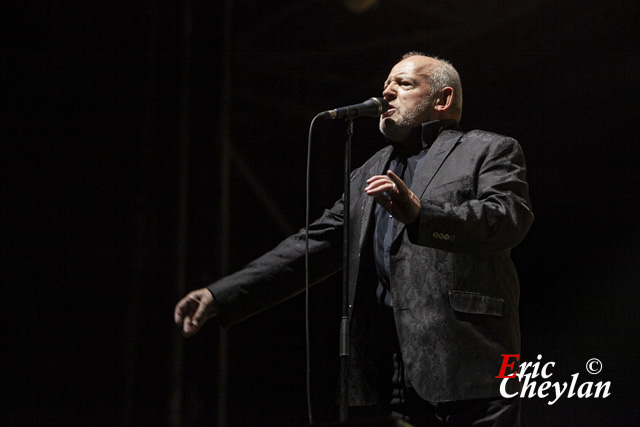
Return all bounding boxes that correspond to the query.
[304,114,322,425]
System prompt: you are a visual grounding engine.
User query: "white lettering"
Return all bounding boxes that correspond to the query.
[530,354,543,378]
[537,381,552,398]
[594,381,611,398]
[568,373,579,398]
[498,357,612,405]
[521,375,538,398]
[577,381,593,398]
[548,381,568,405]
[541,361,555,379]
[500,378,519,398]
[518,361,534,380]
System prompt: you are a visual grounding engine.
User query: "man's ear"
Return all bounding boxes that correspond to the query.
[433,87,455,113]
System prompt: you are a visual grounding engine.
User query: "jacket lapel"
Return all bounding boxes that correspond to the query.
[412,129,464,197]
[357,145,393,250]
[392,129,464,241]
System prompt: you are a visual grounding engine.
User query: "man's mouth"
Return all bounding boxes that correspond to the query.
[382,105,396,118]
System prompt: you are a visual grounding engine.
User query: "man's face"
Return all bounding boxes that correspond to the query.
[379,56,437,143]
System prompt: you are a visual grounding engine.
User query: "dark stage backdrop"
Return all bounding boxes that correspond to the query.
[4,1,640,426]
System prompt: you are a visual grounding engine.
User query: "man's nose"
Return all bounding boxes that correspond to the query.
[382,84,396,100]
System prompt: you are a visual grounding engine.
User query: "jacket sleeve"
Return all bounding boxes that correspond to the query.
[208,199,345,327]
[410,135,534,253]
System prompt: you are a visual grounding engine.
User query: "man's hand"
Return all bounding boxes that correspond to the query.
[174,288,219,337]
[365,170,421,224]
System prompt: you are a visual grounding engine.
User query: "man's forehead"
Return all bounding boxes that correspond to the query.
[386,56,436,81]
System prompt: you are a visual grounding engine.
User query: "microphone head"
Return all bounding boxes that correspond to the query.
[363,97,389,117]
[370,97,390,113]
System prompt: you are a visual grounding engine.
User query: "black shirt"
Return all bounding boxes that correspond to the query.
[373,119,460,307]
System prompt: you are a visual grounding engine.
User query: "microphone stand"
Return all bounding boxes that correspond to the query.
[339,118,353,424]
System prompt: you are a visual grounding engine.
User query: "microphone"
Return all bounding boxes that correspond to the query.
[317,97,390,120]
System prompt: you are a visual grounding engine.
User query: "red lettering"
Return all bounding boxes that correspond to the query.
[495,354,520,378]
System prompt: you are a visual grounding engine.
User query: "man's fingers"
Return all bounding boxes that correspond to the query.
[182,304,211,337]
[174,288,218,337]
[386,170,408,194]
[365,177,394,195]
[387,170,400,181]
[365,171,408,198]
[182,315,200,337]
[365,177,388,191]
[191,303,208,327]
[365,174,388,184]
[174,295,192,325]
[365,171,418,223]
[174,306,184,325]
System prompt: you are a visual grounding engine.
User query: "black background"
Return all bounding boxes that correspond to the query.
[4,1,640,426]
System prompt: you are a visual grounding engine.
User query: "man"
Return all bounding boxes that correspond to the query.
[175,53,534,426]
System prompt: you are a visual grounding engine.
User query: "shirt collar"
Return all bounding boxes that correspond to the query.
[390,119,461,159]
[420,119,461,149]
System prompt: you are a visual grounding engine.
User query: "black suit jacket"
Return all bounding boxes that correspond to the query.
[209,128,534,404]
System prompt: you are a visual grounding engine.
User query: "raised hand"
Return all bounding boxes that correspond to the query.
[365,170,420,225]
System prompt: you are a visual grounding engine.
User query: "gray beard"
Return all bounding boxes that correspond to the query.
[379,97,432,142]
